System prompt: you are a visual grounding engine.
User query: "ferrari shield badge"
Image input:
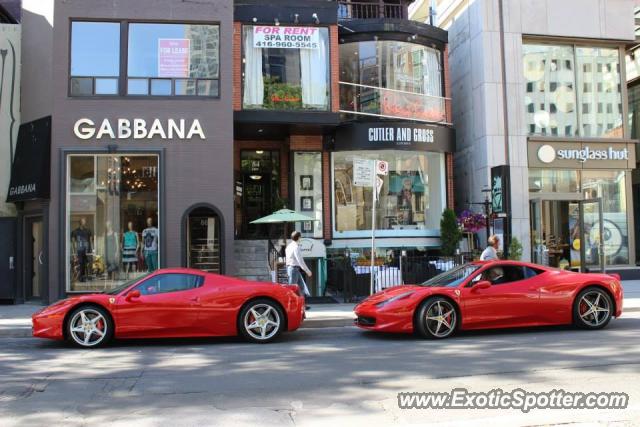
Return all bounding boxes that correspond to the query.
[454,290,460,297]
[109,297,115,304]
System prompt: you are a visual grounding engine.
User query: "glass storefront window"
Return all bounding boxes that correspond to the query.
[340,40,444,122]
[293,152,323,238]
[582,170,628,265]
[67,155,160,292]
[523,43,624,137]
[333,150,445,236]
[242,26,330,110]
[70,22,121,96]
[576,47,623,137]
[128,23,220,96]
[528,169,579,193]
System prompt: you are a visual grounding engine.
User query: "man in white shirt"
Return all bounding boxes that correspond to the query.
[480,234,500,261]
[285,231,312,299]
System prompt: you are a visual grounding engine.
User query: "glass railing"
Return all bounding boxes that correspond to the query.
[339,81,448,123]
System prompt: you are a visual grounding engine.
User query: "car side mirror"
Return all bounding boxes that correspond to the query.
[126,290,141,301]
[471,280,491,291]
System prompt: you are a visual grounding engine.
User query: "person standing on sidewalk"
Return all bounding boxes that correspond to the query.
[285,231,312,306]
[480,234,500,261]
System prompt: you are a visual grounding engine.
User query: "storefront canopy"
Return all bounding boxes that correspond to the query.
[6,116,51,203]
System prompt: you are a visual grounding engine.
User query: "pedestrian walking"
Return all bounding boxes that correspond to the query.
[480,234,500,261]
[285,231,312,307]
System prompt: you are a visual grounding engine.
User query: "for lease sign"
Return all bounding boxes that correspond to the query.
[253,26,320,49]
[158,39,190,77]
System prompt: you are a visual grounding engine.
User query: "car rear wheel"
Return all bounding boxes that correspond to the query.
[573,287,613,330]
[415,297,458,339]
[66,305,113,348]
[239,299,284,343]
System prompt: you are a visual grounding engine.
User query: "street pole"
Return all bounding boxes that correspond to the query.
[370,160,376,296]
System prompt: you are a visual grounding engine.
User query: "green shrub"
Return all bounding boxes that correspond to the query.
[440,209,462,256]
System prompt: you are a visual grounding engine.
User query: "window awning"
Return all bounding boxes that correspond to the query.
[6,116,51,203]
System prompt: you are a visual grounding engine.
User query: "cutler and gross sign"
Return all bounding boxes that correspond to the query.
[332,122,455,152]
[73,118,206,140]
[528,141,635,169]
[253,26,320,49]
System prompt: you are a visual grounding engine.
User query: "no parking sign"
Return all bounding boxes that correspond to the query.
[376,160,388,175]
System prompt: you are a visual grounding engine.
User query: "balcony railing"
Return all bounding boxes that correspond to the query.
[337,1,407,20]
[339,81,449,123]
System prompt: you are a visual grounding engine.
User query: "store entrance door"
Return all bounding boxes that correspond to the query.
[239,150,280,239]
[187,208,221,273]
[25,217,45,300]
[530,198,604,272]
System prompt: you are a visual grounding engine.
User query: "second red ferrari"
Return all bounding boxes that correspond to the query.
[32,268,305,347]
[355,260,623,338]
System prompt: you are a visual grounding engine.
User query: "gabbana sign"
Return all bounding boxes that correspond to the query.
[528,140,635,169]
[73,118,206,140]
[332,122,455,152]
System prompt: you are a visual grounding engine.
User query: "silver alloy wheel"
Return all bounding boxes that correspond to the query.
[578,291,610,327]
[243,303,281,341]
[69,308,108,347]
[425,300,457,338]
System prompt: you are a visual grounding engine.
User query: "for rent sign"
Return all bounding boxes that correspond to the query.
[253,26,320,49]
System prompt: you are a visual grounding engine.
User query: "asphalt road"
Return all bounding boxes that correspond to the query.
[1,313,639,427]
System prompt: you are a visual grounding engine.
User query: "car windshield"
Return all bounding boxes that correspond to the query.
[420,264,481,287]
[103,273,152,295]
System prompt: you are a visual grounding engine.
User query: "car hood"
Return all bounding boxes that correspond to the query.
[360,285,422,305]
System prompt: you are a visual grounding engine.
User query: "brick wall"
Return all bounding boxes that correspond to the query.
[446,152,454,210]
[322,151,331,239]
[330,25,340,113]
[289,134,323,151]
[233,22,242,111]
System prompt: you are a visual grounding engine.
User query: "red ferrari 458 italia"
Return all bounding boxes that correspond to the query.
[33,268,305,347]
[355,260,623,339]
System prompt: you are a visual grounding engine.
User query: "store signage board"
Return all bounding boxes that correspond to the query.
[528,141,635,169]
[353,158,374,187]
[73,118,206,140]
[333,122,455,153]
[490,165,510,215]
[299,238,327,258]
[158,39,190,78]
[253,26,320,49]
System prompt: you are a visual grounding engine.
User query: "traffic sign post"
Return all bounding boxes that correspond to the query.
[352,158,388,296]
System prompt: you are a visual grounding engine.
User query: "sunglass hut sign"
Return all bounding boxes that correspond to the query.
[368,127,435,145]
[73,118,206,140]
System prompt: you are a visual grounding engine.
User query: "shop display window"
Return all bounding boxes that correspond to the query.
[293,152,323,238]
[333,150,445,237]
[66,155,159,292]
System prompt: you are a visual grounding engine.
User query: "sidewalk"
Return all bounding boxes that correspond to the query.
[2,283,639,339]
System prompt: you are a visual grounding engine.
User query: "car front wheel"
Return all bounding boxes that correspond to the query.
[66,305,114,348]
[239,299,284,343]
[415,297,458,339]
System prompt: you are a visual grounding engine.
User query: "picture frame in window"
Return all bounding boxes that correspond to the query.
[300,175,313,191]
[301,196,313,211]
[302,221,313,232]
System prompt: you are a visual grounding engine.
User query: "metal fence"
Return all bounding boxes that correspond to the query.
[326,254,469,302]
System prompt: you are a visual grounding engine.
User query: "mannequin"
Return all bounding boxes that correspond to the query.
[71,217,93,282]
[122,221,139,278]
[142,217,159,272]
[104,220,119,280]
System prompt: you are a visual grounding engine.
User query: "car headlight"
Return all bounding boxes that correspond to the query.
[375,291,415,308]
